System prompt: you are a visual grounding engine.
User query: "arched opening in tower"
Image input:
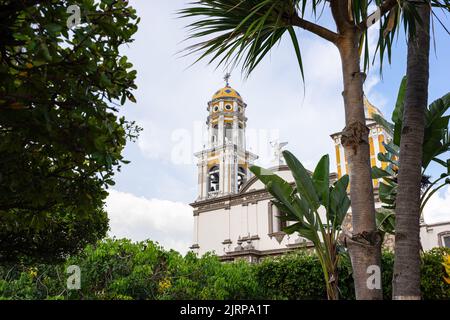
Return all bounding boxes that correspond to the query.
[208,166,220,192]
[225,122,233,144]
[211,124,218,146]
[237,167,246,191]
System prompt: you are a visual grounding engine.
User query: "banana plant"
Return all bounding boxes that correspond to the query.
[250,151,350,300]
[372,77,450,232]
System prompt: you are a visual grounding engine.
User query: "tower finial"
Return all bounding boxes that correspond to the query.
[224,73,231,87]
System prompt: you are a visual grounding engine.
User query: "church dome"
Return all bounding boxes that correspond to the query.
[212,85,243,102]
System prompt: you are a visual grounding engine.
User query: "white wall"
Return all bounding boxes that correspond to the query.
[420,222,450,251]
[195,168,450,257]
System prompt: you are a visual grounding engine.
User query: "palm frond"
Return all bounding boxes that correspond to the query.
[373,0,450,73]
[178,0,449,78]
[178,0,326,80]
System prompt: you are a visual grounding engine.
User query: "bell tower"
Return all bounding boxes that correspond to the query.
[195,75,258,200]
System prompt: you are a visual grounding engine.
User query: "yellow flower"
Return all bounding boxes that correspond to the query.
[28,267,38,278]
[443,255,450,284]
[158,278,171,292]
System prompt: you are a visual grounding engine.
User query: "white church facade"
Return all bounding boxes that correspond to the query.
[189,79,450,261]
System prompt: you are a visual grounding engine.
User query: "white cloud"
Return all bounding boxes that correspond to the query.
[423,185,450,224]
[105,189,193,254]
[136,119,168,160]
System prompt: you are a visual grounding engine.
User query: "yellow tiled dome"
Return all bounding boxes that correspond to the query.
[212,86,243,101]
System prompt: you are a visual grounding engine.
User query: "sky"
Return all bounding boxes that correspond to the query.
[105,1,450,254]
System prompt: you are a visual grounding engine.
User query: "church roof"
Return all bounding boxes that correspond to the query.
[212,85,243,102]
[364,96,384,120]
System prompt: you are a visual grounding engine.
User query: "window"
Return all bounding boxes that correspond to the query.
[213,105,219,112]
[211,124,218,145]
[439,232,450,248]
[444,236,450,248]
[225,104,232,111]
[268,202,287,243]
[237,167,246,190]
[225,123,233,144]
[208,166,219,192]
[238,124,244,146]
[272,205,286,233]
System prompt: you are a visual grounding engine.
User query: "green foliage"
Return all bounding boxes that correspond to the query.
[0,239,448,300]
[0,239,262,300]
[251,152,350,299]
[375,209,396,236]
[372,78,450,232]
[0,207,108,264]
[256,252,329,300]
[162,252,262,300]
[384,77,450,170]
[420,248,450,299]
[65,239,171,300]
[0,0,140,263]
[255,249,448,300]
[255,250,393,300]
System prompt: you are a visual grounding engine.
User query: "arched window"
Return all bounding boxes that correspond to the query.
[208,166,220,192]
[237,167,246,190]
[211,124,218,145]
[225,122,233,144]
[238,123,244,146]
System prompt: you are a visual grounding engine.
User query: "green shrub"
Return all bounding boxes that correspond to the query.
[255,252,327,299]
[420,247,450,299]
[162,252,262,300]
[66,238,171,300]
[253,249,446,300]
[0,239,262,300]
[0,239,448,300]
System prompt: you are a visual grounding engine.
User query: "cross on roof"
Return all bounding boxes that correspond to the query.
[224,73,231,87]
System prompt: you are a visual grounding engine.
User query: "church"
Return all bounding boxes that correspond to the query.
[189,78,450,262]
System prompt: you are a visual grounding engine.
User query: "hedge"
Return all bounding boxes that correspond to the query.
[0,239,263,300]
[0,239,448,300]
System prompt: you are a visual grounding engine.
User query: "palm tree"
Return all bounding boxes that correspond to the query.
[393,2,430,300]
[373,0,449,298]
[372,81,450,256]
[388,0,450,299]
[178,0,434,299]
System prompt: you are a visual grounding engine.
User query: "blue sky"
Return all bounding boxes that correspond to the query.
[105,1,450,253]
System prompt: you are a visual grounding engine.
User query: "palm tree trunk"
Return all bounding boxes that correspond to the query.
[392,3,430,300]
[337,29,383,300]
